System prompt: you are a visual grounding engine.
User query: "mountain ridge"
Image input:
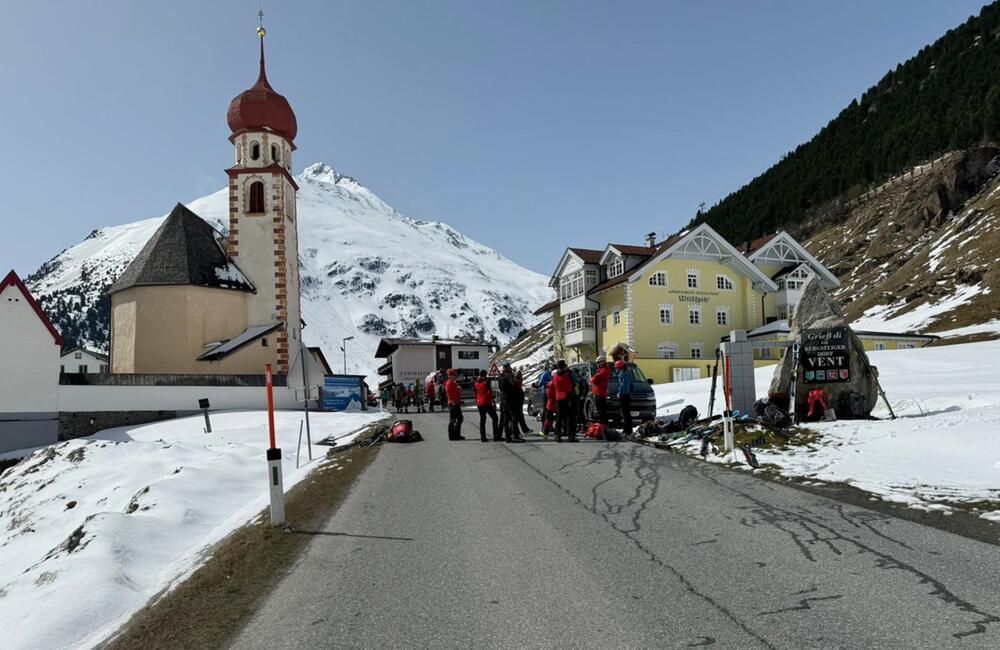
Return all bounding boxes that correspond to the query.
[26,163,554,383]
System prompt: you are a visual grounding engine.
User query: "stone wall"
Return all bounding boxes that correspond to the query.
[59,410,182,439]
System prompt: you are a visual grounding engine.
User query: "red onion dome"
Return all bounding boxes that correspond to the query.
[227,38,297,142]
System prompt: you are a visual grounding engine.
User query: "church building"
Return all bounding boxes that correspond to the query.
[110,22,302,375]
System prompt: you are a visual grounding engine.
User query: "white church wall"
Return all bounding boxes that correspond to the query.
[58,382,299,413]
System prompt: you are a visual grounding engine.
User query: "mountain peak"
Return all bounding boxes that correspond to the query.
[300,163,357,187]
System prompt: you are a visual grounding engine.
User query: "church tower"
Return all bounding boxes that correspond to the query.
[225,16,302,374]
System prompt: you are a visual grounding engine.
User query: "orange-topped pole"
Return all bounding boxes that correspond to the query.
[266,363,277,449]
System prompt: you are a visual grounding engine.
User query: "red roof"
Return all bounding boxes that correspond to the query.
[609,243,656,256]
[568,248,603,264]
[227,37,297,142]
[745,233,778,255]
[1,270,63,346]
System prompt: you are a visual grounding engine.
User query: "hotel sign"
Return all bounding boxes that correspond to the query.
[801,326,851,383]
[668,289,720,305]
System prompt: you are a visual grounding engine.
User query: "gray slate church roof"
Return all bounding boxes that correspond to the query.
[110,203,255,294]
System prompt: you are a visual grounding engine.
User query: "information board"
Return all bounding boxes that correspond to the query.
[322,376,363,411]
[801,326,851,383]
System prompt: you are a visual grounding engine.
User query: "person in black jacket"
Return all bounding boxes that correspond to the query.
[513,370,532,435]
[497,362,524,443]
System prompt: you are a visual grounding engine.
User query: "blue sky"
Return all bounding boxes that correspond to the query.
[1,1,988,276]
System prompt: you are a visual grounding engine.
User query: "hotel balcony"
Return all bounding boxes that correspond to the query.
[564,327,597,348]
[377,360,393,376]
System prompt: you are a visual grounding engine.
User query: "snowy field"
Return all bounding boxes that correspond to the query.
[653,341,1000,521]
[0,409,385,650]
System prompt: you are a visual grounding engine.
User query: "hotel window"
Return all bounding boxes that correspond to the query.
[609,257,624,278]
[898,343,916,350]
[585,268,598,290]
[565,311,582,333]
[599,313,607,331]
[686,270,700,289]
[689,306,701,325]
[760,347,772,359]
[657,342,678,359]
[74,352,82,359]
[659,304,673,325]
[649,271,667,287]
[690,344,704,359]
[716,275,735,291]
[874,342,886,351]
[583,312,596,330]
[560,271,585,301]
[785,267,810,290]
[612,311,621,326]
[458,350,480,360]
[716,307,729,326]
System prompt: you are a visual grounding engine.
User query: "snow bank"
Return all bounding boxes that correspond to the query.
[0,410,385,650]
[653,341,1000,520]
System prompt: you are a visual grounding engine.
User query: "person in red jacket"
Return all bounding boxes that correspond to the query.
[426,376,436,412]
[473,370,500,442]
[590,356,611,424]
[551,360,577,442]
[444,369,465,440]
[543,379,557,435]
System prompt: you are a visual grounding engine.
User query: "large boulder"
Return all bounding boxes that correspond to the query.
[769,278,880,418]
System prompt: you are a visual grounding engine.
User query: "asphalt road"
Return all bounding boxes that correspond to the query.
[232,410,1000,649]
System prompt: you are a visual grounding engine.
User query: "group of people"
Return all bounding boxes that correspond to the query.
[536,356,635,441]
[382,381,426,414]
[381,369,455,414]
[381,356,636,444]
[472,362,533,443]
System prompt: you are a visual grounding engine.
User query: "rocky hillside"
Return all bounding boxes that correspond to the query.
[26,164,554,381]
[804,145,1000,342]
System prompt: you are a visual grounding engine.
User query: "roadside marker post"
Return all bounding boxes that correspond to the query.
[265,364,285,527]
[199,397,212,433]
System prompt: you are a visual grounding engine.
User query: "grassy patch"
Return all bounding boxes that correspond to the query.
[100,439,380,650]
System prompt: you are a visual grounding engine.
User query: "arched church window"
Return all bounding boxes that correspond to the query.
[250,142,261,161]
[248,181,265,213]
[271,144,280,163]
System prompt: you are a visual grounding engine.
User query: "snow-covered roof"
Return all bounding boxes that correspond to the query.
[110,203,255,294]
[197,323,281,361]
[60,345,108,362]
[747,319,791,338]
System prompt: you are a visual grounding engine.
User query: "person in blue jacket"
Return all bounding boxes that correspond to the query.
[615,359,634,435]
[537,365,553,423]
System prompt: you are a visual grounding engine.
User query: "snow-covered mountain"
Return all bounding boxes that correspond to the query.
[26,163,554,382]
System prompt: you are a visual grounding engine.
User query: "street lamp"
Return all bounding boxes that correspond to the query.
[340,336,354,375]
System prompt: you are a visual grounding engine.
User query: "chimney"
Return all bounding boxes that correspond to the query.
[645,232,656,248]
[744,240,751,255]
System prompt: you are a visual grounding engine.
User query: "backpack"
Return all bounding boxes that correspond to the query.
[754,398,790,429]
[678,405,699,427]
[388,420,418,442]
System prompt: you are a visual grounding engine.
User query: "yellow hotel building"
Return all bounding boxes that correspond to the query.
[536,224,935,383]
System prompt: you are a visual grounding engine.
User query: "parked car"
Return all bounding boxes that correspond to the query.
[526,362,657,426]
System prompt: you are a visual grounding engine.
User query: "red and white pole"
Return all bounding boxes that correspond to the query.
[265,364,285,526]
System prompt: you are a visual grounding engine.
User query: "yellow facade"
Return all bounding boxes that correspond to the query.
[111,285,274,374]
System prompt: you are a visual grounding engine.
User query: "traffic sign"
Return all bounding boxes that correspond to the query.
[487,363,500,378]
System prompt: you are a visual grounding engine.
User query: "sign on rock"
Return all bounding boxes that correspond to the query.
[800,326,851,383]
